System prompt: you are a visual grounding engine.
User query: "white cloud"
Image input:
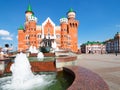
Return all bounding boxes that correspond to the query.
[0,29,10,36]
[1,37,13,40]
[0,29,14,41]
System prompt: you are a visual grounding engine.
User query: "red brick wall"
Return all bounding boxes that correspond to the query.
[5,61,56,73]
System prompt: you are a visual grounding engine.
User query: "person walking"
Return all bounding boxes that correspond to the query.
[115,51,117,56]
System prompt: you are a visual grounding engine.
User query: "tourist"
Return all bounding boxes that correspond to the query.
[0,47,8,58]
[115,51,117,56]
[1,44,13,57]
[0,48,4,58]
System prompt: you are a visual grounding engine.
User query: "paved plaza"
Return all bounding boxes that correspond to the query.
[77,54,120,90]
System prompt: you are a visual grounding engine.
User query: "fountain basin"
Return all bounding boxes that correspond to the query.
[5,55,77,73]
[64,66,109,90]
[5,61,56,73]
[1,60,109,90]
[0,70,74,90]
[0,53,74,90]
[0,58,12,75]
[56,56,77,70]
[29,53,55,57]
[1,51,110,90]
[5,56,77,72]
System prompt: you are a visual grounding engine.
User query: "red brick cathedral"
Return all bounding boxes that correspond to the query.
[18,4,79,52]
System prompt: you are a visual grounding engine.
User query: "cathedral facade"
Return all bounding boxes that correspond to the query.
[18,4,79,52]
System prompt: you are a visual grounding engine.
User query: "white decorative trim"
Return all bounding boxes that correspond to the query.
[68,12,76,18]
[60,18,68,24]
[28,15,38,22]
[42,17,56,39]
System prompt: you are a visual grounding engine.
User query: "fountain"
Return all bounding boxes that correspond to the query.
[51,40,59,52]
[37,51,44,60]
[29,37,57,57]
[29,45,38,53]
[0,53,55,90]
[0,46,108,90]
[0,32,108,90]
[0,51,74,90]
[28,45,44,59]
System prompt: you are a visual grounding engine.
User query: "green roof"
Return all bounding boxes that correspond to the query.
[18,26,24,30]
[27,4,32,11]
[83,41,104,45]
[67,8,75,13]
[25,4,34,14]
[61,16,66,19]
[69,8,74,12]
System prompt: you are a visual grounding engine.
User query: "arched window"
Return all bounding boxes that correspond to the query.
[70,23,72,27]
[25,35,29,40]
[37,34,41,38]
[75,23,77,27]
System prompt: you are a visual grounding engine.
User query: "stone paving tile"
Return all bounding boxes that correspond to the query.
[106,81,120,90]
[94,67,120,73]
[77,54,120,90]
[102,74,120,85]
[109,71,120,78]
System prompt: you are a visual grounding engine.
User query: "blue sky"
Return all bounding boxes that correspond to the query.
[0,0,120,49]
